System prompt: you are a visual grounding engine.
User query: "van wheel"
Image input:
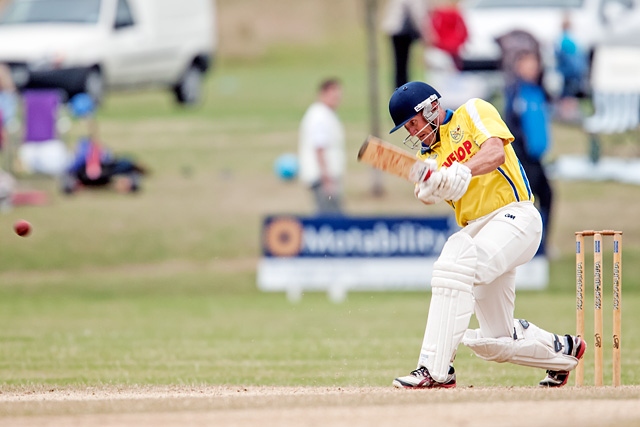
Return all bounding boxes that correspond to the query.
[84,69,104,105]
[174,65,202,105]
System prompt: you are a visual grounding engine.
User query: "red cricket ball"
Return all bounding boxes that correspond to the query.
[14,219,31,237]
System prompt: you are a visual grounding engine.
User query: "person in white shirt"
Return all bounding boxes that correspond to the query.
[298,78,346,215]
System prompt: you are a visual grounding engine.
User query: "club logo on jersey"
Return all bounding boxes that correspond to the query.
[450,125,464,143]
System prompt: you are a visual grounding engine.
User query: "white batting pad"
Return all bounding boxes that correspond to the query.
[419,232,476,382]
[462,320,579,371]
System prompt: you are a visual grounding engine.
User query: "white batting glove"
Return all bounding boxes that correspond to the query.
[438,162,471,202]
[422,158,438,174]
[415,170,445,204]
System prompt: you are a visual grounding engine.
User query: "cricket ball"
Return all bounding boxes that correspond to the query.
[14,219,31,237]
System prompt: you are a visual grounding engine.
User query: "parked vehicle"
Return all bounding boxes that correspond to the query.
[459,0,636,71]
[0,0,216,105]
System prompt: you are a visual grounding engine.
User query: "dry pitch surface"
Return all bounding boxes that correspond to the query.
[1,385,639,427]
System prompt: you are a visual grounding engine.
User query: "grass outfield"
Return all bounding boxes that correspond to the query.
[1,281,639,388]
[1,22,640,398]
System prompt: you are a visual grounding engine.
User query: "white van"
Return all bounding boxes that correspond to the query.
[0,0,216,105]
[426,0,640,105]
[457,0,638,74]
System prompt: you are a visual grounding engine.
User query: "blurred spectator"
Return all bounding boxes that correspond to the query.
[555,12,588,122]
[382,0,429,89]
[0,166,16,212]
[298,78,345,216]
[62,93,146,194]
[0,101,3,150]
[503,51,554,257]
[0,63,18,150]
[63,136,146,194]
[426,0,468,71]
[496,29,543,88]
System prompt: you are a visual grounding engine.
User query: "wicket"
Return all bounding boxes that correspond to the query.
[575,230,622,387]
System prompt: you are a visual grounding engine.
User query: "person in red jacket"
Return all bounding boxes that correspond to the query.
[427,3,468,70]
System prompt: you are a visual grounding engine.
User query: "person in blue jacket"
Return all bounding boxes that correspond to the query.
[555,13,588,121]
[503,50,553,256]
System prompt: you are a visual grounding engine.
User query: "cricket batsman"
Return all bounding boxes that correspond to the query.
[388,81,585,388]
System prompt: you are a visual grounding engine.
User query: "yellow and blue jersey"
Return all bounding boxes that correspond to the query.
[417,98,533,227]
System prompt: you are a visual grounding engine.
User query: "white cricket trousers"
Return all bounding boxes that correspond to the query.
[463,201,543,339]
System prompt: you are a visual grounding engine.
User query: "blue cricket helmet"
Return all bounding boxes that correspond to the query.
[388,82,441,133]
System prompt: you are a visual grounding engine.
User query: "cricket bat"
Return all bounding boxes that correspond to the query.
[357,135,431,183]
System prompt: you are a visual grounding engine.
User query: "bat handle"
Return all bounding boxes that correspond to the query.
[409,161,433,183]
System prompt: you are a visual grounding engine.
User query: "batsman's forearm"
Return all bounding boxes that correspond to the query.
[463,137,505,176]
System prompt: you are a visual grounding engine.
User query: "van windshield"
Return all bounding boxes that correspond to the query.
[0,0,101,25]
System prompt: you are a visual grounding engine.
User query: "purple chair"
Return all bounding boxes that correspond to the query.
[18,90,69,175]
[23,90,61,143]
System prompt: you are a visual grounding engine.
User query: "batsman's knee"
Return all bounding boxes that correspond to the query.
[432,232,477,292]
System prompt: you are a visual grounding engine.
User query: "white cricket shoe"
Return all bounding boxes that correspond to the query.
[392,366,456,389]
[539,335,587,387]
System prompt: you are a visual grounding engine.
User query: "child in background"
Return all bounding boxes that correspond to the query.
[503,50,554,257]
[555,12,588,121]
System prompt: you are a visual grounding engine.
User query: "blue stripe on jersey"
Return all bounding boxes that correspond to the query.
[497,167,520,202]
[518,160,533,200]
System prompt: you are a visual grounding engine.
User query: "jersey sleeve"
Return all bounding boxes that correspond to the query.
[463,98,515,146]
